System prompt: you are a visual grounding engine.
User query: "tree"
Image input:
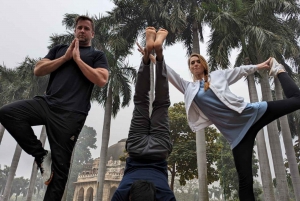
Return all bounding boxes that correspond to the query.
[10,177,29,201]
[0,165,10,195]
[167,102,221,190]
[274,76,300,200]
[65,125,97,201]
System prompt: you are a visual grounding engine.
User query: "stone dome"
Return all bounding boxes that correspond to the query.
[106,138,127,162]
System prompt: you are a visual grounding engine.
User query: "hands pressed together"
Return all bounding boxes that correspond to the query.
[64,38,81,62]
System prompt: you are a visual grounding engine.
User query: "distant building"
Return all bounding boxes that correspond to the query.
[73,139,126,201]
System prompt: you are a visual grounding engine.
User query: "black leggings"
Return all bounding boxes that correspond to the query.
[126,60,173,160]
[232,72,300,200]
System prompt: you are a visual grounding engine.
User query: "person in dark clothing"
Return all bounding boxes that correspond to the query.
[0,15,109,201]
[111,27,176,201]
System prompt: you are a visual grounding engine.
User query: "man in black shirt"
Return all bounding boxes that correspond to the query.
[0,15,109,201]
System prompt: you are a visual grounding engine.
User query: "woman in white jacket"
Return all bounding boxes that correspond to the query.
[166,53,300,200]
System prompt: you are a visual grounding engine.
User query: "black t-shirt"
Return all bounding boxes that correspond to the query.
[36,44,108,114]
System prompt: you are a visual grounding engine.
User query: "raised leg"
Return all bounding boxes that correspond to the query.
[0,99,46,158]
[126,27,156,158]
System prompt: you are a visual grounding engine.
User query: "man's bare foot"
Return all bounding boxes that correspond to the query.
[154,28,168,61]
[145,27,156,57]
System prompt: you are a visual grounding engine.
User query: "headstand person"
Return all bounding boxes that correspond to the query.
[163,52,300,200]
[0,16,109,201]
[111,27,176,201]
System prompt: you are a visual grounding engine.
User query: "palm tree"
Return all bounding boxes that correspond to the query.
[2,144,22,201]
[94,54,137,201]
[274,77,300,200]
[0,65,16,145]
[0,124,4,144]
[248,73,275,200]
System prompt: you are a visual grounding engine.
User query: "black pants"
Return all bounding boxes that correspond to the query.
[126,60,173,160]
[0,97,86,201]
[232,72,300,200]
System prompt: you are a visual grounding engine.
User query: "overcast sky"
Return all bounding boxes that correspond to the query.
[0,0,264,179]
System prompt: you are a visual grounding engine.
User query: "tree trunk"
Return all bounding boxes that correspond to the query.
[0,123,5,144]
[259,70,289,200]
[247,74,275,200]
[274,77,300,201]
[26,126,47,201]
[196,130,208,200]
[1,144,22,201]
[95,84,113,201]
[192,20,208,201]
[170,167,175,191]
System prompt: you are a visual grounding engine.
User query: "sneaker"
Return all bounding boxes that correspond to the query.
[269,57,285,77]
[35,150,53,185]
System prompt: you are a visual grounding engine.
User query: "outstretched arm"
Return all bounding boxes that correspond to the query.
[225,57,272,85]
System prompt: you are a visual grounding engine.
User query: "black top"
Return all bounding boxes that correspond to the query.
[35,44,108,114]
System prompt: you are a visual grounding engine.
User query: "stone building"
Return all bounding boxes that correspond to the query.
[73,139,126,201]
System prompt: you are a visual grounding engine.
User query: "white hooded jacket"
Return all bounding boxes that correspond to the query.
[166,64,258,132]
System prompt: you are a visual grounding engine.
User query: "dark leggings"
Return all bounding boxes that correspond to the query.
[126,60,173,160]
[232,72,300,200]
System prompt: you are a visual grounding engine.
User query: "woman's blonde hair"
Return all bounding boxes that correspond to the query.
[188,53,210,91]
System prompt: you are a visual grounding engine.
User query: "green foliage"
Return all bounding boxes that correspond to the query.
[10,177,29,199]
[208,185,222,200]
[0,165,10,194]
[66,125,97,201]
[0,57,49,106]
[167,102,221,189]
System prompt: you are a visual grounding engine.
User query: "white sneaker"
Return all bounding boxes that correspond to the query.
[35,150,53,185]
[269,58,285,77]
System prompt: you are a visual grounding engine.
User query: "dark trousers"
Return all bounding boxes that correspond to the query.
[0,97,86,201]
[126,60,173,160]
[233,72,300,200]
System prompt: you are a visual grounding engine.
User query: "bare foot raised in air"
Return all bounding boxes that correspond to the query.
[144,27,156,64]
[154,28,168,61]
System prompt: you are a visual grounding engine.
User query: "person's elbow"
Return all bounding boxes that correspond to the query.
[34,59,48,76]
[96,78,108,87]
[34,64,43,76]
[96,69,109,87]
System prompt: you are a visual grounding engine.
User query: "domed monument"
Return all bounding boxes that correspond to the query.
[73,139,126,201]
